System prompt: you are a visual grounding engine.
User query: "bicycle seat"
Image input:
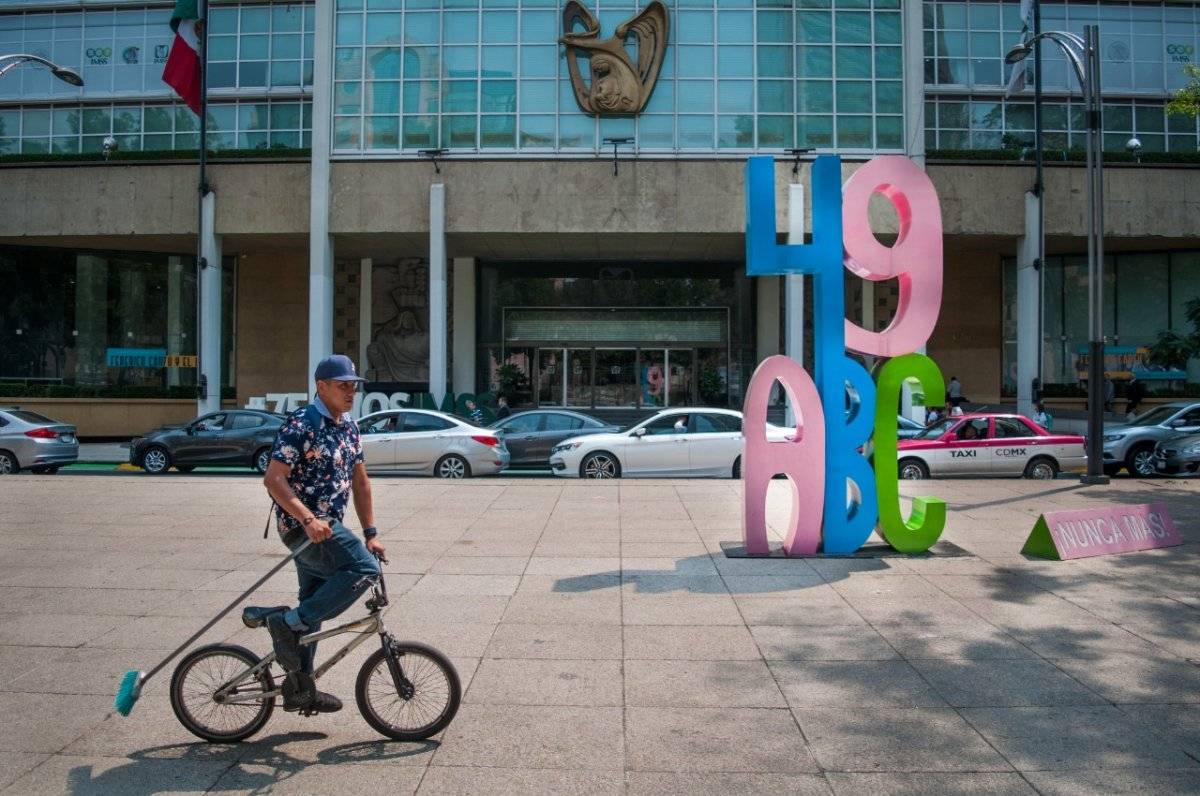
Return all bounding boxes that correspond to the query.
[241,605,289,629]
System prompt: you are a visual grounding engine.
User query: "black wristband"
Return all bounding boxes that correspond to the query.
[363,526,378,540]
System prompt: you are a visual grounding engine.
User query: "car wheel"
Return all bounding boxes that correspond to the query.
[435,454,470,479]
[580,452,620,479]
[898,458,929,480]
[732,456,741,479]
[253,447,271,475]
[1023,457,1059,480]
[141,445,171,474]
[0,450,19,474]
[1125,444,1156,477]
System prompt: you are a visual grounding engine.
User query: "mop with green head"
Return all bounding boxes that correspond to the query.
[114,540,311,716]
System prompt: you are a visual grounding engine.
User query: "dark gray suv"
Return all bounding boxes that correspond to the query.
[131,410,285,474]
[1102,402,1200,477]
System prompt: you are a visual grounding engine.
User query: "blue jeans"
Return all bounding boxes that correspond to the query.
[282,520,380,674]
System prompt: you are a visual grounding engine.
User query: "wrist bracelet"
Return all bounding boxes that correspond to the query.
[302,516,316,526]
[363,526,378,540]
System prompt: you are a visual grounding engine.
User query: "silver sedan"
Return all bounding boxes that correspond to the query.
[0,406,79,474]
[357,409,510,478]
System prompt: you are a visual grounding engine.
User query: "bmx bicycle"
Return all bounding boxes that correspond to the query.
[168,552,460,743]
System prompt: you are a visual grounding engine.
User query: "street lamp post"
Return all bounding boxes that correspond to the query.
[1007,24,1109,485]
[0,53,84,86]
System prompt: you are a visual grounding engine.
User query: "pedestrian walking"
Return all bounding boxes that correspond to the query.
[495,396,511,419]
[1033,401,1053,430]
[261,354,386,715]
[1104,376,1115,413]
[948,376,965,408]
[1125,376,1146,418]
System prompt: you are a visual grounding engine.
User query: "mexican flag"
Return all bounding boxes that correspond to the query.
[162,0,203,115]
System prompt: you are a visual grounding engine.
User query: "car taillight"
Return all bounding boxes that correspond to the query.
[471,435,499,446]
[24,427,59,439]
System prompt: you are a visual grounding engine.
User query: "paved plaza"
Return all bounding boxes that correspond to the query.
[0,473,1199,794]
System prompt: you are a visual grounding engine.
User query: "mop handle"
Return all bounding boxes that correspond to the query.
[142,538,313,684]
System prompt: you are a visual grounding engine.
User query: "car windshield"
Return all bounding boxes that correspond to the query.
[7,410,56,424]
[916,418,956,439]
[1126,406,1183,427]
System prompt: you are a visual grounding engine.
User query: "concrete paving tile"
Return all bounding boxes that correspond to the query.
[1005,622,1175,659]
[711,557,823,577]
[387,622,498,658]
[826,772,1037,795]
[1049,654,1200,703]
[960,706,1200,771]
[433,704,623,770]
[625,659,786,708]
[795,707,1013,773]
[501,593,622,625]
[237,728,440,766]
[0,693,122,753]
[623,625,761,660]
[876,625,1035,659]
[0,613,129,648]
[428,556,529,575]
[420,766,623,795]
[911,659,1108,707]
[625,707,818,773]
[484,623,622,660]
[0,753,49,790]
[84,613,245,651]
[521,573,622,594]
[0,753,231,795]
[625,771,832,795]
[1022,769,1200,795]
[447,539,539,556]
[523,557,621,577]
[62,701,246,759]
[11,647,181,696]
[395,594,513,625]
[621,542,710,558]
[1118,704,1200,759]
[622,595,744,625]
[750,625,899,661]
[842,595,986,626]
[770,660,947,708]
[211,762,426,794]
[408,574,521,596]
[466,657,623,706]
[731,589,865,627]
[533,541,623,558]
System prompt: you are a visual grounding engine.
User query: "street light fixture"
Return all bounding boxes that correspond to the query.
[1008,25,1108,485]
[0,53,84,86]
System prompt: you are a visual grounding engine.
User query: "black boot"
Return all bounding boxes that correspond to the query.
[282,672,342,714]
[266,613,304,674]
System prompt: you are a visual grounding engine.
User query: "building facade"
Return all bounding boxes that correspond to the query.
[1,0,1198,435]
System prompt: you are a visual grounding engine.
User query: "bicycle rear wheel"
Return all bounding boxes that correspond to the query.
[170,644,275,743]
[355,640,460,741]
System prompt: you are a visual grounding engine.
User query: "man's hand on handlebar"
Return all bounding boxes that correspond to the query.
[304,517,333,544]
[366,536,387,563]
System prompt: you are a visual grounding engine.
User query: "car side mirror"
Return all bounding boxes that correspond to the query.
[633,427,647,438]
[186,425,196,435]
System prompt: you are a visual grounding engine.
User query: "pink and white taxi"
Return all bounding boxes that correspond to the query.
[895,413,1086,480]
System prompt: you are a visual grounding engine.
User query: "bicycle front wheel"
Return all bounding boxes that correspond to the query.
[355,641,461,741]
[170,644,275,743]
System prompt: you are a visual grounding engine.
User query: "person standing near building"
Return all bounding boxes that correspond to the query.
[495,396,512,419]
[1104,376,1115,413]
[1125,376,1146,418]
[465,399,485,425]
[948,376,965,408]
[1034,401,1053,430]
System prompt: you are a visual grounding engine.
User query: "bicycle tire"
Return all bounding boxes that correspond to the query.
[170,644,275,743]
[355,641,461,741]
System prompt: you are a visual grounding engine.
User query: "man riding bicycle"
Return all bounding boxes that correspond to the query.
[262,354,386,714]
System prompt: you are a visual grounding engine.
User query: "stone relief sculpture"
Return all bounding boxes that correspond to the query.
[366,259,430,383]
[560,0,669,115]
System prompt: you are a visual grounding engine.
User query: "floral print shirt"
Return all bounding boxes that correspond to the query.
[271,402,363,537]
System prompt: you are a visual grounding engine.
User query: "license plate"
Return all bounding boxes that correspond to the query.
[60,434,75,444]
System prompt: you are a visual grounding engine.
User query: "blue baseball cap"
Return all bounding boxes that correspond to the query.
[314,354,366,382]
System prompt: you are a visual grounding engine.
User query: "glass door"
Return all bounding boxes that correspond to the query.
[565,348,593,407]
[594,349,638,407]
[639,349,667,408]
[537,348,563,406]
[666,349,694,406]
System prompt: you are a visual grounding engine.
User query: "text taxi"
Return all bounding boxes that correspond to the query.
[895,413,1086,480]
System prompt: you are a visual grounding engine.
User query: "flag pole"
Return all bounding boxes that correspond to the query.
[195,0,210,406]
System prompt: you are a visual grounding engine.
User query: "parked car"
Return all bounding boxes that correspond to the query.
[895,413,1085,480]
[549,408,792,479]
[897,415,925,440]
[490,409,619,469]
[1153,432,1200,476]
[0,407,78,474]
[131,410,285,474]
[1102,401,1200,477]
[358,408,509,478]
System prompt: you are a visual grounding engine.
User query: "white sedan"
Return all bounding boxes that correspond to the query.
[549,407,790,479]
[358,409,510,478]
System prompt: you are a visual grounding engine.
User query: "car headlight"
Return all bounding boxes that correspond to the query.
[552,442,583,453]
[1186,444,1200,455]
[1103,434,1125,443]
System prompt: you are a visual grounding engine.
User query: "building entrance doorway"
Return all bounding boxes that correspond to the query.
[535,347,695,409]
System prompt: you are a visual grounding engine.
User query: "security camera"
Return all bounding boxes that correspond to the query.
[102,135,118,160]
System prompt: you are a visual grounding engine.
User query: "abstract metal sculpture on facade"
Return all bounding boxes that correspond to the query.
[560,0,668,115]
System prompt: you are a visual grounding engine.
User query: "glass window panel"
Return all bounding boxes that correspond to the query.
[522,11,557,43]
[678,45,714,78]
[875,46,902,78]
[1168,134,1197,152]
[208,35,237,61]
[405,13,437,45]
[482,12,517,43]
[365,115,399,148]
[836,46,871,78]
[836,81,871,113]
[444,11,477,43]
[718,79,753,113]
[443,45,478,77]
[638,114,672,148]
[274,34,304,61]
[404,81,439,113]
[336,81,362,114]
[837,114,871,148]
[366,81,400,113]
[940,129,968,148]
[1006,103,1034,130]
[757,45,792,78]
[82,106,110,134]
[1104,103,1132,130]
[798,114,833,147]
[142,134,172,152]
[364,13,401,45]
[480,114,516,147]
[404,46,439,79]
[875,12,902,45]
[971,57,1001,85]
[273,5,304,32]
[970,31,1000,59]
[1116,254,1169,347]
[678,11,714,44]
[971,130,1002,148]
[240,7,269,33]
[336,14,362,46]
[238,104,268,131]
[270,61,302,87]
[1136,133,1164,152]
[270,130,300,148]
[938,3,967,29]
[519,79,555,112]
[520,45,556,77]
[335,48,363,80]
[112,105,140,133]
[482,46,517,77]
[644,81,674,113]
[939,100,968,128]
[717,114,753,148]
[939,30,967,58]
[21,136,50,154]
[239,61,268,87]
[717,11,753,43]
[875,81,901,114]
[678,115,713,148]
[559,114,594,147]
[481,80,516,112]
[205,104,234,132]
[757,115,792,148]
[677,80,714,112]
[971,100,1002,130]
[758,80,793,113]
[598,116,635,141]
[208,61,237,88]
[519,114,554,147]
[835,11,871,44]
[718,46,753,78]
[968,3,1000,30]
[798,80,833,113]
[1135,105,1164,133]
[757,11,791,43]
[1042,103,1067,129]
[1171,254,1200,334]
[1168,112,1196,134]
[334,116,361,149]
[876,115,902,149]
[208,7,237,35]
[442,115,475,148]
[366,47,401,79]
[402,115,437,148]
[22,108,50,136]
[798,46,832,77]
[798,11,832,43]
[51,107,79,135]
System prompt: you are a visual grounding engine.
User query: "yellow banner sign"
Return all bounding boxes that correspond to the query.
[164,355,198,368]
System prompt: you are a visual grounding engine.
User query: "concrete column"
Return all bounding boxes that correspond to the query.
[755,276,780,365]
[198,190,223,414]
[307,0,335,394]
[1016,190,1040,418]
[358,258,372,374]
[784,183,806,426]
[902,0,926,166]
[452,256,476,396]
[73,254,108,386]
[429,183,447,405]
